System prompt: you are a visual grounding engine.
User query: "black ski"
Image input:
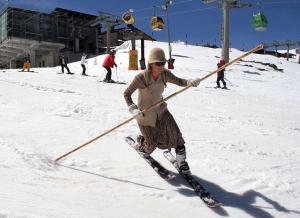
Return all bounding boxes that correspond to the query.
[18,70,38,73]
[99,80,126,85]
[163,150,222,208]
[205,86,230,90]
[56,72,74,75]
[125,136,175,181]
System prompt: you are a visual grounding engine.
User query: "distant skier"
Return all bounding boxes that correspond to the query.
[81,53,88,76]
[123,47,201,174]
[59,53,72,74]
[216,60,227,89]
[102,50,117,82]
[22,57,31,72]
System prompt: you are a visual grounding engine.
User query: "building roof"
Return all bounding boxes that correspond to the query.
[51,8,97,20]
[100,27,156,41]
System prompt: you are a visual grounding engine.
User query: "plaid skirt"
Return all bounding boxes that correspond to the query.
[138,110,185,154]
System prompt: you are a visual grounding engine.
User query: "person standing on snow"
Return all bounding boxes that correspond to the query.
[59,53,72,74]
[21,57,31,72]
[102,50,117,82]
[216,60,227,89]
[81,53,88,76]
[123,47,201,174]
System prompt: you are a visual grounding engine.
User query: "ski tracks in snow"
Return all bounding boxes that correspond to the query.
[0,77,79,95]
[0,139,56,173]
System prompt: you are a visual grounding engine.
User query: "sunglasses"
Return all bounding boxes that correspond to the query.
[154,62,166,66]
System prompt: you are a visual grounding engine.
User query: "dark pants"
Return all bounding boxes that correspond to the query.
[104,67,112,81]
[217,71,226,88]
[138,110,185,154]
[61,64,71,73]
[81,64,86,75]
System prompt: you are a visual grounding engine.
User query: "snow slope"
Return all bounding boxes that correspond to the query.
[0,41,300,218]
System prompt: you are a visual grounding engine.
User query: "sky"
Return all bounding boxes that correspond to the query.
[1,0,300,50]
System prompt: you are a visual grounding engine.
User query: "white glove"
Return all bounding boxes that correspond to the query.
[128,104,144,119]
[188,78,201,87]
[132,109,144,119]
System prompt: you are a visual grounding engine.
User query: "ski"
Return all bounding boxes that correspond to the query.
[125,136,175,181]
[99,80,126,85]
[205,86,230,90]
[163,150,222,208]
[18,70,38,73]
[56,72,74,75]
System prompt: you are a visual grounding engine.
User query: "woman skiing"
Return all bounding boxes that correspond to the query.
[123,47,200,173]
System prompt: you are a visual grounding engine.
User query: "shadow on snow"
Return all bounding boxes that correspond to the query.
[166,173,300,217]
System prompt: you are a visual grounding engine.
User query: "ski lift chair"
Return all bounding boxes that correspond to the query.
[122,11,135,25]
[151,16,164,31]
[252,12,268,31]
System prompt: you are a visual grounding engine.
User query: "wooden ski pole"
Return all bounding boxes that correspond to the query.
[55,44,264,163]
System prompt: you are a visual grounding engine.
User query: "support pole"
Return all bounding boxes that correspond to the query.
[130,35,136,50]
[222,1,230,63]
[54,44,264,163]
[29,50,36,68]
[95,27,99,54]
[165,0,174,69]
[9,60,16,69]
[286,44,290,61]
[106,23,112,53]
[166,5,171,62]
[140,39,146,70]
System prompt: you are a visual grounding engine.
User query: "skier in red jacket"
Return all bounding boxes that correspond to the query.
[102,50,117,82]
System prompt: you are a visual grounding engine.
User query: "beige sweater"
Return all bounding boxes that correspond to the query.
[124,69,188,127]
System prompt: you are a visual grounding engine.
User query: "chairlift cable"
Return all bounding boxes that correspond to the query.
[166,5,217,16]
[264,0,300,5]
[113,0,196,14]
[135,6,217,21]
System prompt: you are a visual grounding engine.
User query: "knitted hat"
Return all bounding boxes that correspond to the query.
[148,47,167,64]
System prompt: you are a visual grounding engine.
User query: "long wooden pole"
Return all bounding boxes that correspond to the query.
[55,44,264,163]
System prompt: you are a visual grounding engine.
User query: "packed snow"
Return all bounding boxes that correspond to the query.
[0,41,300,218]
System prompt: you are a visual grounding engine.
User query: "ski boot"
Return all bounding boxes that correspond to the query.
[136,135,150,158]
[176,146,191,174]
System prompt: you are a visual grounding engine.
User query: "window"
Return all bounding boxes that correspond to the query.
[0,12,8,41]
